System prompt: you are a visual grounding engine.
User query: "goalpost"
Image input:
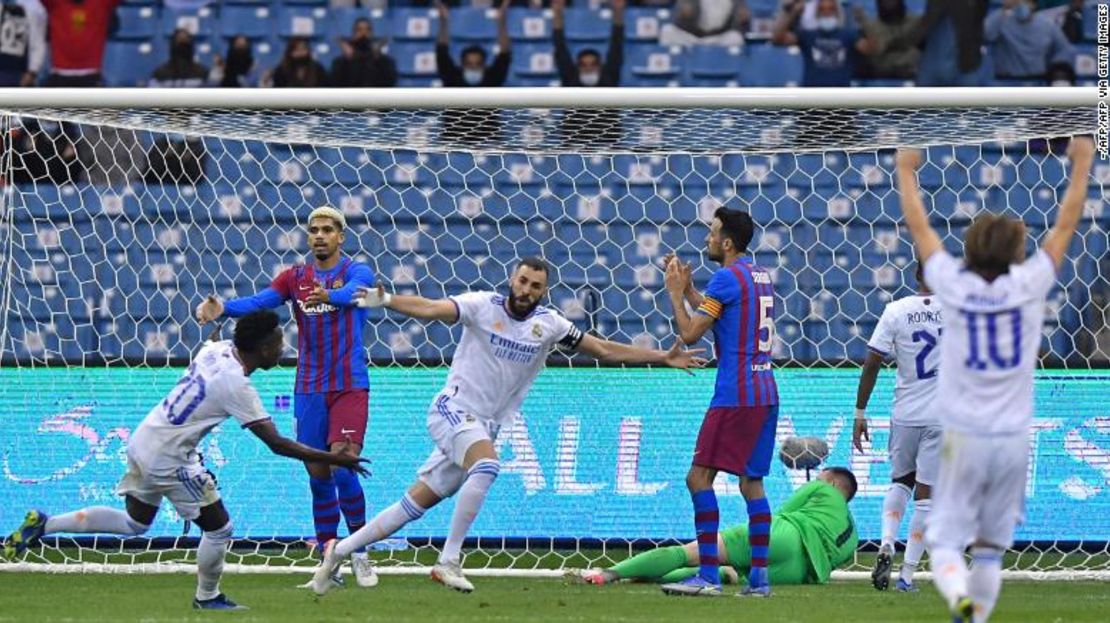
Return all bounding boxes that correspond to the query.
[0,87,1106,581]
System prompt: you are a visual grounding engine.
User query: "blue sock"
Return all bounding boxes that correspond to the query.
[333,468,367,532]
[747,497,772,588]
[309,476,340,552]
[692,489,720,585]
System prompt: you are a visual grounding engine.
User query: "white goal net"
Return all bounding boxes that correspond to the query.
[0,88,1106,580]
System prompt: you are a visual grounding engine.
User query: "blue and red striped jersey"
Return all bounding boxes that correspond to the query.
[696,257,779,408]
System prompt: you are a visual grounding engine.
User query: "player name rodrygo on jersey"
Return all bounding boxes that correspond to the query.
[867,294,944,427]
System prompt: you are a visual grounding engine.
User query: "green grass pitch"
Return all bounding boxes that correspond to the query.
[0,574,1107,622]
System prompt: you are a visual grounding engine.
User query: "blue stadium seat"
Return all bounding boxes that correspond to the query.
[390,42,438,76]
[114,4,161,39]
[1075,43,1097,79]
[220,4,275,39]
[1083,4,1098,42]
[103,40,163,86]
[326,8,391,42]
[685,44,743,80]
[276,5,329,38]
[161,6,217,38]
[3,316,92,362]
[391,8,438,41]
[741,44,803,86]
[451,7,497,42]
[564,8,611,42]
[507,8,550,41]
[624,7,668,42]
[511,43,557,78]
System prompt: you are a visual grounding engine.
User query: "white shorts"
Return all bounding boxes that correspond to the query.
[418,394,502,499]
[926,429,1029,551]
[888,424,942,486]
[115,456,220,521]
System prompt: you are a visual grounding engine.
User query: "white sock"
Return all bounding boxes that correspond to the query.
[900,498,931,582]
[438,459,500,564]
[196,522,233,601]
[968,546,1004,623]
[880,483,912,551]
[930,547,969,611]
[336,494,426,558]
[44,507,149,536]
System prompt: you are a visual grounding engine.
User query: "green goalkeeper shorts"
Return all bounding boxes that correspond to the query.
[720,519,810,585]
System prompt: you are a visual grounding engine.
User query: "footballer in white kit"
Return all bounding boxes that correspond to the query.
[2,311,368,611]
[853,261,943,593]
[894,138,1095,623]
[312,257,705,594]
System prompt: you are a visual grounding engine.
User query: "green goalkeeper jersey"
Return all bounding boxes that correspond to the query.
[776,479,858,583]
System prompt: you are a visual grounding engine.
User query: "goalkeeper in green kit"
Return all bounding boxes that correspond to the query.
[581,467,858,587]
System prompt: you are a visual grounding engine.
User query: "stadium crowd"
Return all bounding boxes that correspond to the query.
[0,0,1095,90]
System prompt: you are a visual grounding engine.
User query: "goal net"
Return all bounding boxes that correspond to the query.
[0,88,1106,580]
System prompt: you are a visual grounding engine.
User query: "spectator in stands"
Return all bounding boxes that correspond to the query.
[42,0,119,87]
[0,0,46,86]
[329,17,397,88]
[150,28,209,88]
[271,37,329,88]
[209,35,258,88]
[1059,0,1085,44]
[853,0,921,80]
[659,0,750,47]
[905,0,987,86]
[773,0,863,87]
[553,0,625,87]
[436,0,511,87]
[984,0,1075,82]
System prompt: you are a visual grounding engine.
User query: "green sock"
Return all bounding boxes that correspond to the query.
[659,567,699,584]
[610,546,690,581]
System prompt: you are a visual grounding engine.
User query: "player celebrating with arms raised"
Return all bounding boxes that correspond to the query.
[661,207,779,597]
[3,311,369,610]
[311,257,705,594]
[194,206,378,586]
[895,137,1094,623]
[853,260,942,593]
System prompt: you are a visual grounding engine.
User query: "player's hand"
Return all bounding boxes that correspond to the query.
[663,341,708,374]
[195,295,224,325]
[1067,135,1095,164]
[664,255,692,295]
[895,148,923,171]
[335,454,372,477]
[852,416,869,453]
[435,1,449,21]
[306,285,330,307]
[356,284,392,308]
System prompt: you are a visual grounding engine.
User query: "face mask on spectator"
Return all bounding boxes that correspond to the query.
[1051,79,1072,87]
[816,16,839,31]
[1013,3,1032,21]
[579,71,600,86]
[464,69,484,85]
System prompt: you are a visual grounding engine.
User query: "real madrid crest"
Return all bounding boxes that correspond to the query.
[532,324,543,338]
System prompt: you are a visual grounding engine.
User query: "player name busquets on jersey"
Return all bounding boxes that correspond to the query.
[894,138,1095,623]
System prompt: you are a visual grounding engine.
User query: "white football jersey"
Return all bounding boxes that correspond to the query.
[924,250,1056,435]
[867,294,944,427]
[128,340,271,475]
[439,291,583,426]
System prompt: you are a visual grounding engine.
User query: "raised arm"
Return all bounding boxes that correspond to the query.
[247,419,370,475]
[894,148,942,263]
[575,333,705,371]
[601,0,626,82]
[436,1,451,46]
[772,0,803,46]
[852,351,883,452]
[496,0,511,53]
[1042,136,1095,268]
[356,284,459,323]
[552,0,577,84]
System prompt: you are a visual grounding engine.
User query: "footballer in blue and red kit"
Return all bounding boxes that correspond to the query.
[197,207,375,560]
[661,207,779,597]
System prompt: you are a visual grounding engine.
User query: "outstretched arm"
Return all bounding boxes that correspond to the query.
[894,148,942,263]
[1042,136,1095,268]
[575,333,706,371]
[247,420,370,475]
[196,288,286,323]
[852,351,883,452]
[356,285,459,323]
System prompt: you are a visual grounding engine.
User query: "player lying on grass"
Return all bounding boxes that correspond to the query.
[2,311,369,611]
[581,467,858,588]
[895,137,1095,623]
[311,257,706,594]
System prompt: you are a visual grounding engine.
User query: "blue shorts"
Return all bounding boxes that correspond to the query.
[293,390,369,451]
